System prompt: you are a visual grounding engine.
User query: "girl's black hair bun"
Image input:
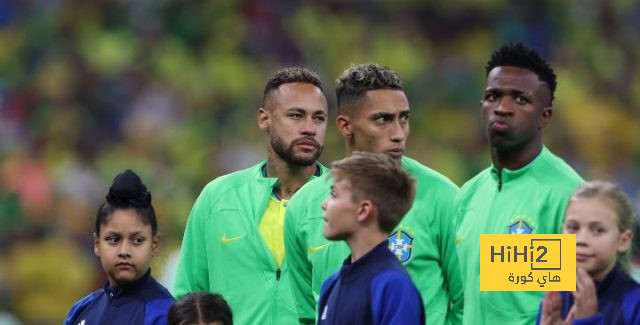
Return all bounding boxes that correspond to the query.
[106,169,152,208]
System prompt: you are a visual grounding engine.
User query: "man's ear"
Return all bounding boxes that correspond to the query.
[336,114,352,138]
[539,106,552,129]
[258,107,270,132]
[93,232,100,257]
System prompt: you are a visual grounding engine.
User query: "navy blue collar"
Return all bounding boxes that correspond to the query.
[339,240,390,282]
[596,264,619,292]
[103,268,152,300]
[595,264,636,297]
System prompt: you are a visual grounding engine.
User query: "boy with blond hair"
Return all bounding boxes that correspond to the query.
[317,152,424,324]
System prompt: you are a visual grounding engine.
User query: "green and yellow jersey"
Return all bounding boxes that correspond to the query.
[174,161,327,325]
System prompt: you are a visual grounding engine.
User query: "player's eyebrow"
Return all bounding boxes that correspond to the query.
[285,107,327,116]
[485,87,533,96]
[284,107,306,113]
[369,112,395,120]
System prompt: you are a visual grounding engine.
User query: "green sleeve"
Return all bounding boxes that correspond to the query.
[284,197,316,324]
[173,186,211,299]
[438,188,464,325]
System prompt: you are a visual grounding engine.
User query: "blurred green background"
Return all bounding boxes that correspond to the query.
[1,0,639,323]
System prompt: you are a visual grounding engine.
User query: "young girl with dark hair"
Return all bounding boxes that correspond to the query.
[65,169,174,325]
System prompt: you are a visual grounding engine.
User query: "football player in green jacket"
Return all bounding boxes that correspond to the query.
[173,67,329,325]
[455,43,583,325]
[285,63,464,325]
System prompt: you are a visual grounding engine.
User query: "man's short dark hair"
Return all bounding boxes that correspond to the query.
[335,63,403,114]
[262,67,323,107]
[486,43,557,105]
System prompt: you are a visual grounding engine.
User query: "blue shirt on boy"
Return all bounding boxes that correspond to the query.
[318,240,425,325]
[65,269,174,325]
[536,264,640,325]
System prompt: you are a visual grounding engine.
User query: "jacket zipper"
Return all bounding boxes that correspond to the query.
[101,291,114,324]
[272,267,281,324]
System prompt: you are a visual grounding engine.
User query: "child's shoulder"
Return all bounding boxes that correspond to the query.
[372,268,413,286]
[65,289,103,325]
[369,265,422,312]
[133,276,175,325]
[618,274,640,323]
[72,289,103,308]
[142,275,175,301]
[621,273,640,299]
[369,254,415,291]
[320,272,340,294]
[609,267,640,296]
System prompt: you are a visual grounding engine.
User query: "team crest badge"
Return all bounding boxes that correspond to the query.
[507,215,537,234]
[388,230,414,263]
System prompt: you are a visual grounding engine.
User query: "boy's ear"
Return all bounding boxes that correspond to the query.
[618,229,632,252]
[152,233,160,256]
[356,200,375,223]
[93,232,100,257]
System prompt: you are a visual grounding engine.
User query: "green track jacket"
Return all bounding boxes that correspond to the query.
[173,161,327,325]
[455,146,583,325]
[284,156,464,325]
